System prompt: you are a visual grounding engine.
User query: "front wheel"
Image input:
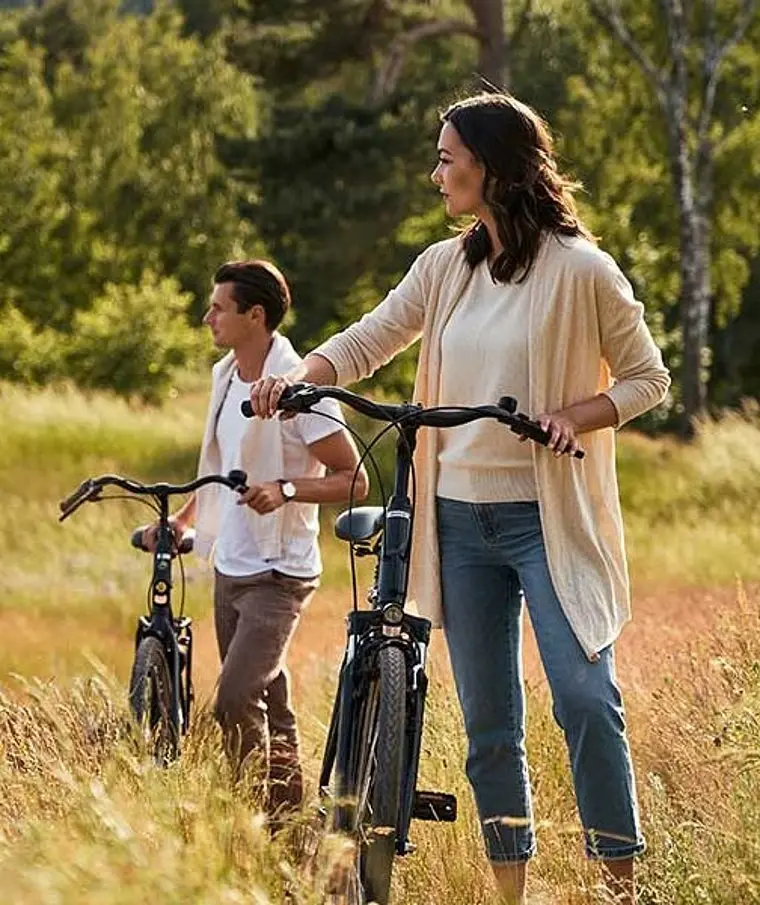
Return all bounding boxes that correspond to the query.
[334,644,407,905]
[128,636,177,764]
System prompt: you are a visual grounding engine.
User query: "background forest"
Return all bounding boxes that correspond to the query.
[0,0,758,430]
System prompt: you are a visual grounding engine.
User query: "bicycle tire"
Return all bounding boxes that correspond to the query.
[335,644,407,905]
[128,636,177,763]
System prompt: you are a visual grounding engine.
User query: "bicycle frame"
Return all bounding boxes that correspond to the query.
[257,383,583,864]
[132,494,192,739]
[319,416,433,855]
[59,469,247,746]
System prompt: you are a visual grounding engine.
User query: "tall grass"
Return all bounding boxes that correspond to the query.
[618,405,760,585]
[1,596,759,904]
[3,383,760,903]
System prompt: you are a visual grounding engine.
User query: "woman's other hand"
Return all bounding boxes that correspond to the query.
[531,412,581,457]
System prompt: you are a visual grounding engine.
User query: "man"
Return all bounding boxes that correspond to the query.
[152,259,368,820]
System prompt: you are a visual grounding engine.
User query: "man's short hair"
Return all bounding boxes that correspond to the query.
[213,260,291,331]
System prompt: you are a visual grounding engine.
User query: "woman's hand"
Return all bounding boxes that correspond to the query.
[248,374,294,419]
[530,412,581,457]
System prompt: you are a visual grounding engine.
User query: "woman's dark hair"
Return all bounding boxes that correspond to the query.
[213,260,291,330]
[441,92,594,282]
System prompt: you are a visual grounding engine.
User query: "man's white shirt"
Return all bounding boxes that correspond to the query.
[214,369,344,578]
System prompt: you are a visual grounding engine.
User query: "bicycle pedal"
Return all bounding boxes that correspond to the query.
[411,790,457,822]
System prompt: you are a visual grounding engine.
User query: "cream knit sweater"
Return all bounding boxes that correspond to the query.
[437,256,537,503]
[316,233,671,658]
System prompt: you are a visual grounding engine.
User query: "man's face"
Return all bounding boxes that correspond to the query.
[203,282,264,349]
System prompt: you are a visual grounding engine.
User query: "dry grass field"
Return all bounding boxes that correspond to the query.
[1,383,760,904]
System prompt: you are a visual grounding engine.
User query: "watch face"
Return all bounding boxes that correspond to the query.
[281,480,296,500]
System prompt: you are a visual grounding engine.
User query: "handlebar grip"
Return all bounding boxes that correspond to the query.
[240,383,313,420]
[59,479,93,514]
[512,413,585,459]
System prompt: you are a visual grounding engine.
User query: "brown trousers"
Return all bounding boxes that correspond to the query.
[213,568,317,817]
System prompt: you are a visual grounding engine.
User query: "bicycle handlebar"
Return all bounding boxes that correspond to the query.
[240,384,584,459]
[58,469,248,522]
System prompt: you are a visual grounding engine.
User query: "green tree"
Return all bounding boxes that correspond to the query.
[0,0,260,330]
[584,0,760,431]
[214,1,584,398]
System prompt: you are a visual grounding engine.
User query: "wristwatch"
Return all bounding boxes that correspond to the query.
[278,479,297,502]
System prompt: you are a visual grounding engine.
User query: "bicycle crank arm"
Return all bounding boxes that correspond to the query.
[411,790,457,822]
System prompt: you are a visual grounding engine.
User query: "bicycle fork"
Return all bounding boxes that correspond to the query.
[318,611,457,853]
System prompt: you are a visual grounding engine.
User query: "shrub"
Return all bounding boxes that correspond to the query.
[65,271,211,402]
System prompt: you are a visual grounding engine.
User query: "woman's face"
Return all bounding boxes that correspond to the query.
[430,122,485,218]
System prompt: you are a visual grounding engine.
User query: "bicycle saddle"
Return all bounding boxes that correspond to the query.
[131,526,195,556]
[334,507,385,543]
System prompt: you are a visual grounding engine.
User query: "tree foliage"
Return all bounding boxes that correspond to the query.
[0,0,757,420]
[0,0,258,392]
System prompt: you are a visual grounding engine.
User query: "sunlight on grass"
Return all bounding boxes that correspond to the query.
[4,384,760,903]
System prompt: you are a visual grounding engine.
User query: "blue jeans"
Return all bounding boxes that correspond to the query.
[437,497,645,863]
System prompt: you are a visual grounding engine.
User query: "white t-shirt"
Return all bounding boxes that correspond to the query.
[213,370,344,578]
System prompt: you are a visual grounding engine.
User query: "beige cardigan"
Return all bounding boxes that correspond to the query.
[316,233,670,658]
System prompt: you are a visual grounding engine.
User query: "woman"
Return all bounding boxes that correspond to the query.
[249,92,669,905]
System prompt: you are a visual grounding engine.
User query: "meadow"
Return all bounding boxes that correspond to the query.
[1,382,760,904]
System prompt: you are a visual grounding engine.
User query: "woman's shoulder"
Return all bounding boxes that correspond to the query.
[544,234,638,315]
[416,234,466,271]
[544,233,619,280]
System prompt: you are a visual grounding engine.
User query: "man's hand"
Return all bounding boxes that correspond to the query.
[141,516,186,552]
[237,482,286,514]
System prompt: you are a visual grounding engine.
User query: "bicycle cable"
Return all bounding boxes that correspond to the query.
[293,397,548,612]
[290,400,420,612]
[176,545,187,618]
[278,406,389,613]
[91,493,161,516]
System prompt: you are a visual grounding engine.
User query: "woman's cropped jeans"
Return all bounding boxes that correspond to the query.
[437,497,645,863]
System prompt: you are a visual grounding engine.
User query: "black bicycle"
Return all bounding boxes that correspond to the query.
[58,469,247,761]
[242,384,583,904]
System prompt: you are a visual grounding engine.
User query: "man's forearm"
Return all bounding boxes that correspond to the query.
[285,469,368,505]
[173,492,197,529]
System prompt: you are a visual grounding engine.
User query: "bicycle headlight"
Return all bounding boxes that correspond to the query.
[382,603,404,625]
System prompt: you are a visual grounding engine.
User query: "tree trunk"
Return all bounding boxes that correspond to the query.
[466,0,508,88]
[668,112,711,434]
[678,221,710,433]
